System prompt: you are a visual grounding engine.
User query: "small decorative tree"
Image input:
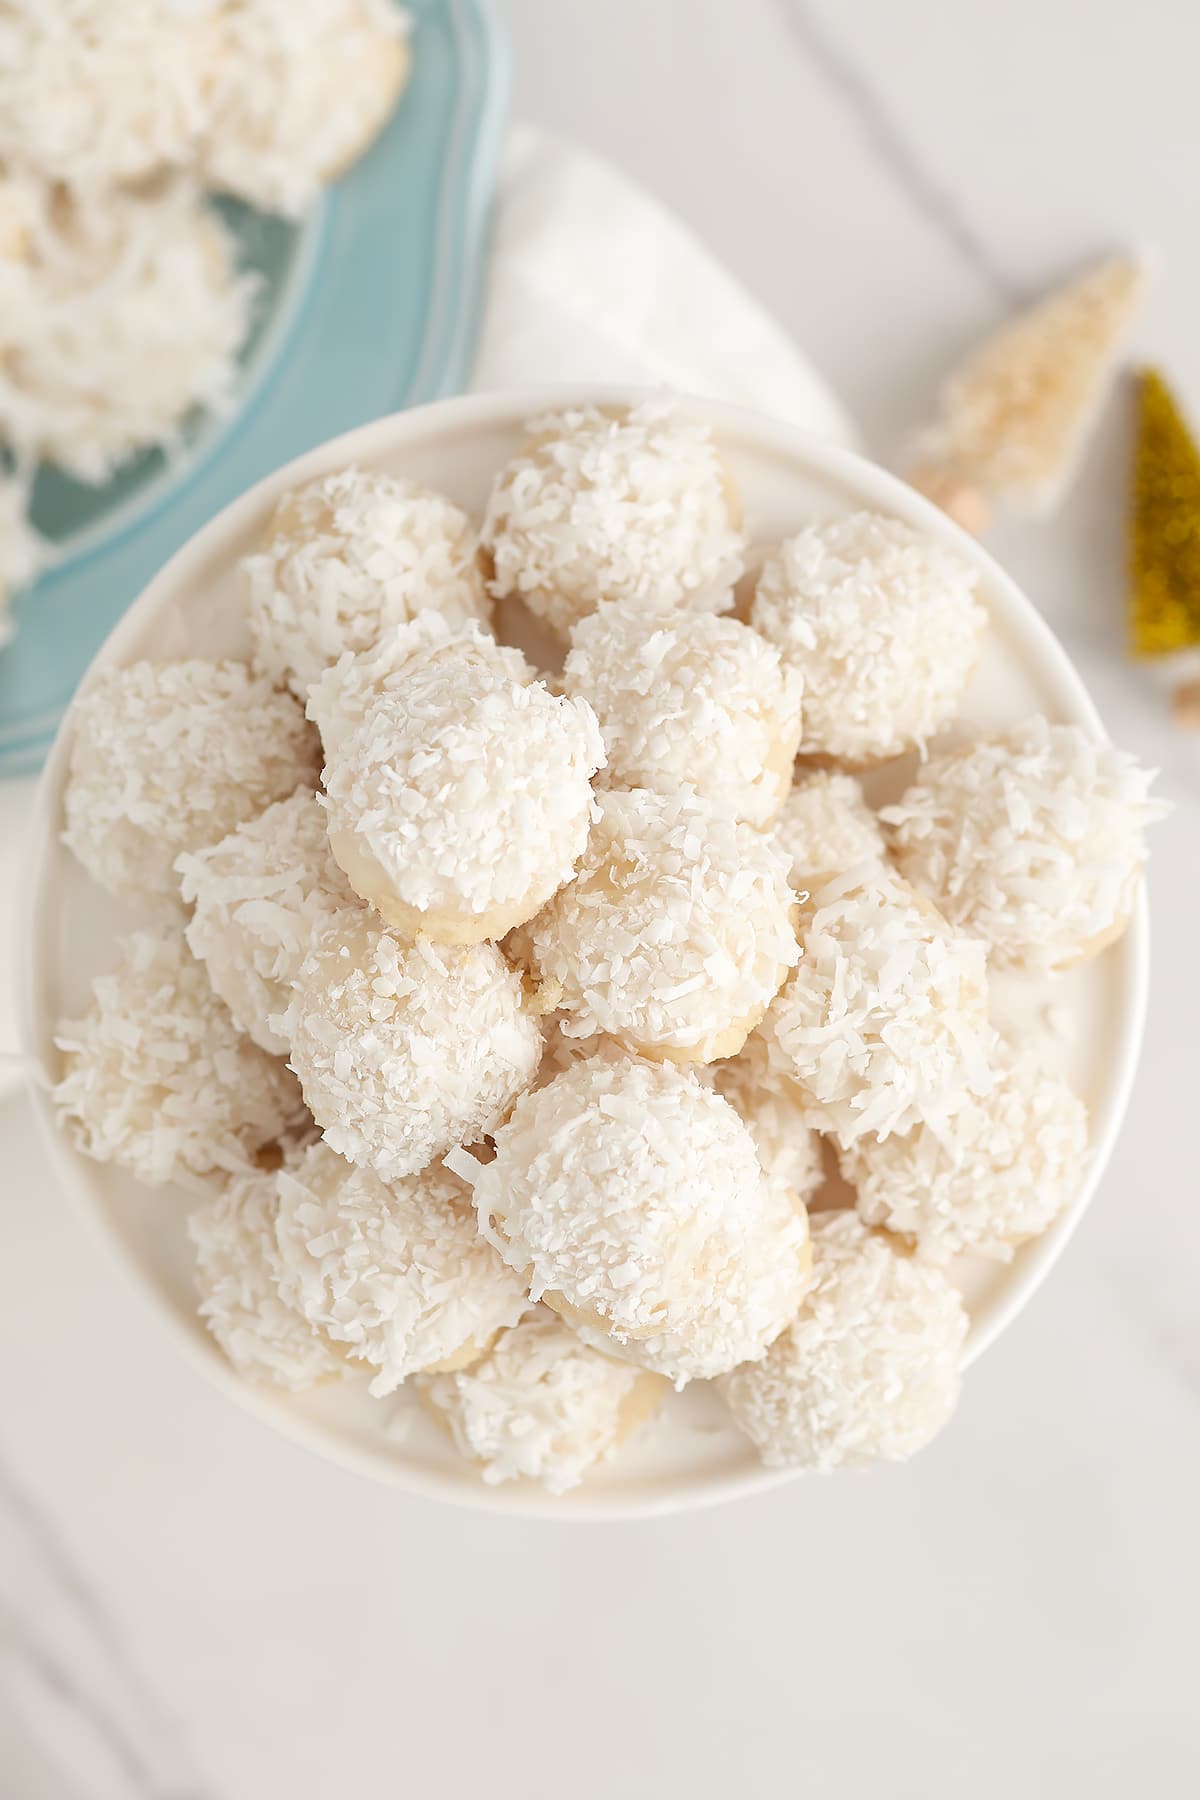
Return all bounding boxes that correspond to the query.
[1129,367,1200,725]
[910,256,1146,530]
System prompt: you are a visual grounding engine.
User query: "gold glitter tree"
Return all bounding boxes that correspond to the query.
[1129,367,1200,660]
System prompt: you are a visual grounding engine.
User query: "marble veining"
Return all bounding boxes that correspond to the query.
[772,0,1025,303]
[0,1454,214,1800]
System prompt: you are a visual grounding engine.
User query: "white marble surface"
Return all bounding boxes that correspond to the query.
[2,1,1198,1794]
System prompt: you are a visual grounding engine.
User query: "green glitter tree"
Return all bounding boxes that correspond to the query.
[1129,367,1200,659]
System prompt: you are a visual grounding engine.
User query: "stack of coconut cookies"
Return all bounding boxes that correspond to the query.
[53,402,1167,1495]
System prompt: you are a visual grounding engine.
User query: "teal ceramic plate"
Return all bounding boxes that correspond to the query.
[0,0,507,774]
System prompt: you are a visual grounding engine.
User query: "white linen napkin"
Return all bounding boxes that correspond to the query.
[475,126,855,437]
[0,126,853,1092]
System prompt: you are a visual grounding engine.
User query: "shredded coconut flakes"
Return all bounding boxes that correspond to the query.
[244,465,490,698]
[751,512,985,761]
[53,926,306,1187]
[307,610,529,756]
[883,715,1170,971]
[421,1310,667,1494]
[273,1140,527,1396]
[282,915,542,1180]
[0,2,215,190]
[763,866,995,1145]
[0,176,257,482]
[482,401,745,636]
[772,770,886,883]
[463,1055,813,1383]
[62,659,320,908]
[710,1033,824,1206]
[842,1039,1089,1262]
[200,0,411,218]
[721,1211,966,1471]
[524,787,799,1062]
[319,618,605,941]
[563,597,803,824]
[189,1160,346,1389]
[178,787,361,1053]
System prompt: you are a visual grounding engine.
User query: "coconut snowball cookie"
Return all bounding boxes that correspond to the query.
[711,1034,824,1207]
[272,1141,527,1397]
[751,512,985,761]
[482,401,745,637]
[189,1162,345,1390]
[0,3,215,190]
[453,1054,813,1384]
[0,177,255,482]
[307,609,527,757]
[883,716,1169,971]
[62,660,319,907]
[53,926,306,1187]
[177,788,360,1054]
[562,598,804,825]
[282,914,542,1179]
[201,0,411,217]
[421,1311,669,1495]
[318,618,605,942]
[244,466,490,698]
[721,1211,967,1472]
[522,787,799,1064]
[842,1041,1089,1263]
[561,1159,807,1386]
[764,866,994,1145]
[773,770,886,886]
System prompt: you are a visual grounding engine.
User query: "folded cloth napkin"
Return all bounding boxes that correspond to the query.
[475,126,855,436]
[0,126,853,1093]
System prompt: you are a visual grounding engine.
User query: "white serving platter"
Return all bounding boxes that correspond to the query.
[20,388,1148,1517]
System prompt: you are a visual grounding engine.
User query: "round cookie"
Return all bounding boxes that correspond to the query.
[189,1160,345,1390]
[201,0,411,217]
[482,401,745,637]
[521,787,799,1064]
[751,512,984,761]
[763,866,994,1144]
[455,1054,813,1383]
[710,1032,824,1206]
[244,465,490,698]
[721,1211,967,1471]
[272,1141,527,1397]
[178,788,361,1054]
[772,770,886,885]
[843,1042,1089,1261]
[307,611,527,757]
[0,3,214,189]
[0,178,254,481]
[62,659,320,908]
[318,617,605,942]
[420,1310,669,1494]
[883,715,1169,971]
[563,597,804,824]
[282,914,542,1179]
[53,926,306,1187]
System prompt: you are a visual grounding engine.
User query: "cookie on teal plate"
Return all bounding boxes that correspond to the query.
[0,0,507,775]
